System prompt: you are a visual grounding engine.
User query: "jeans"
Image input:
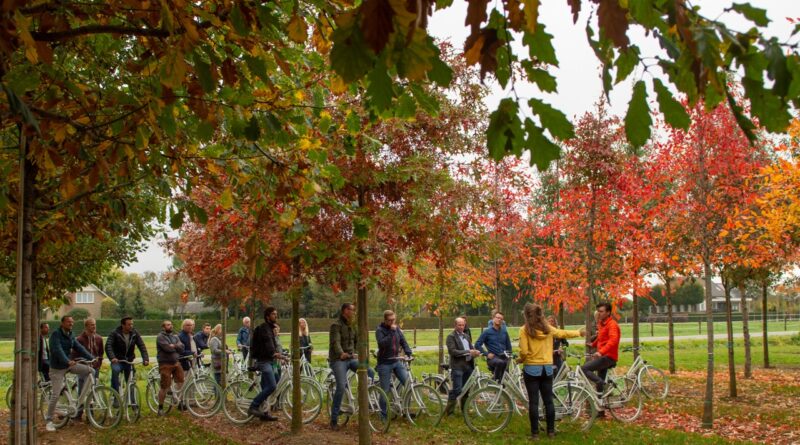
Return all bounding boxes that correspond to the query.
[47,364,92,421]
[487,356,509,381]
[110,362,133,394]
[330,359,375,423]
[448,365,474,401]
[524,372,555,434]
[249,360,277,411]
[377,361,409,415]
[582,356,616,390]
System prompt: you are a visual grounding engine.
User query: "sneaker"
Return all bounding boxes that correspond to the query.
[45,422,56,432]
[247,407,265,419]
[530,433,539,441]
[330,421,339,431]
[261,412,278,422]
[547,431,556,438]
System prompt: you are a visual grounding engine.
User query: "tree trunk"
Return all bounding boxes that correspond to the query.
[13,131,37,445]
[356,282,370,445]
[701,261,715,428]
[665,280,675,374]
[221,307,228,388]
[558,302,565,330]
[632,291,640,360]
[738,285,751,379]
[437,270,444,373]
[762,280,770,368]
[584,187,597,351]
[290,284,302,433]
[723,280,737,398]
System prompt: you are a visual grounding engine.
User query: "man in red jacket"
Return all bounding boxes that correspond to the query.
[582,302,620,394]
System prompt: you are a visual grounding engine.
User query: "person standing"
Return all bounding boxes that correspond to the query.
[547,315,568,373]
[444,317,481,416]
[518,304,584,439]
[299,318,312,362]
[474,311,513,382]
[156,320,185,415]
[45,316,95,432]
[106,316,150,396]
[328,302,374,429]
[237,317,251,363]
[178,319,198,373]
[194,323,211,353]
[39,322,51,381]
[375,310,413,417]
[208,324,224,385]
[73,318,103,416]
[247,307,280,421]
[582,302,621,394]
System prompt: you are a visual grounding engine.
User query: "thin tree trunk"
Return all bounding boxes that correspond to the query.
[584,187,597,351]
[290,284,302,433]
[13,130,37,445]
[762,280,770,368]
[723,280,737,398]
[665,279,675,374]
[739,285,751,378]
[632,290,640,360]
[221,307,228,388]
[356,282,370,445]
[701,261,715,428]
[437,270,444,373]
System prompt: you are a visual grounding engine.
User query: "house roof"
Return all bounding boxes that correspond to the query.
[73,284,115,302]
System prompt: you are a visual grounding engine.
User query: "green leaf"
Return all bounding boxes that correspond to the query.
[244,116,260,141]
[787,55,800,98]
[244,55,269,83]
[528,98,574,140]
[524,119,561,171]
[725,89,757,143]
[764,40,790,97]
[730,3,770,27]
[346,111,361,134]
[522,25,558,66]
[524,64,557,93]
[157,105,177,137]
[395,93,416,119]
[230,5,250,35]
[614,47,640,84]
[624,80,651,147]
[219,188,234,209]
[330,23,375,83]
[628,0,661,28]
[367,64,393,111]
[322,164,345,189]
[428,56,453,87]
[652,79,689,129]
[410,84,439,115]
[2,84,40,134]
[170,208,184,229]
[196,121,215,141]
[194,58,215,93]
[353,219,369,239]
[495,45,511,89]
[487,98,524,160]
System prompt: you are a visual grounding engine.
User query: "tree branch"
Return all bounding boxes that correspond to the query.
[35,173,148,212]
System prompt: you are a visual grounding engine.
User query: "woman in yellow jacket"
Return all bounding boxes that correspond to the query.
[517,303,585,439]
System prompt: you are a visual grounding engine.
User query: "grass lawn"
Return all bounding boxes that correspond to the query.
[2,335,798,444]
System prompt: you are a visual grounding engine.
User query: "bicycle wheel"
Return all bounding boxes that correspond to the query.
[607,386,643,423]
[462,385,513,433]
[38,384,52,421]
[638,365,669,400]
[222,379,257,424]
[404,383,443,428]
[49,388,72,428]
[124,384,141,423]
[145,379,160,413]
[366,385,390,433]
[552,382,597,432]
[86,386,123,430]
[5,383,12,409]
[422,375,449,396]
[280,376,324,424]
[184,377,222,418]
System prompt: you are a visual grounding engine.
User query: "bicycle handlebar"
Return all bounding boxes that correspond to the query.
[74,358,99,365]
[116,359,142,365]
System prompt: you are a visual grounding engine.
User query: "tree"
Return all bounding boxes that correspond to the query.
[132,287,146,319]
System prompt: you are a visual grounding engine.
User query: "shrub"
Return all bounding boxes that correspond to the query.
[101,297,118,318]
[66,308,91,320]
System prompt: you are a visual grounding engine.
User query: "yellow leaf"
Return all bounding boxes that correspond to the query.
[465,34,485,66]
[287,14,308,44]
[330,76,348,94]
[14,11,38,64]
[523,0,539,33]
[718,229,729,238]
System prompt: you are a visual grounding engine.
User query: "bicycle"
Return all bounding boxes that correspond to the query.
[115,359,144,422]
[145,353,222,418]
[324,354,390,433]
[619,346,669,399]
[378,356,444,428]
[47,359,123,430]
[222,353,323,425]
[421,358,492,396]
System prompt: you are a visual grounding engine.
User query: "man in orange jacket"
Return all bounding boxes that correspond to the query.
[582,302,620,394]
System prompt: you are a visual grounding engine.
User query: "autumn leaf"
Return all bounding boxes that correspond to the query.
[287,14,308,44]
[465,0,489,33]
[597,0,630,48]
[360,0,395,54]
[523,0,539,33]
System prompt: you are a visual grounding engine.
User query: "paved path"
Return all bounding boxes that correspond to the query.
[0,330,794,368]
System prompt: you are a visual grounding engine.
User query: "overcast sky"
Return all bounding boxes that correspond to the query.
[125,1,800,274]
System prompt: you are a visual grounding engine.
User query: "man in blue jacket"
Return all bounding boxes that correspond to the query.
[178,319,198,373]
[474,311,513,382]
[45,316,95,432]
[375,310,412,416]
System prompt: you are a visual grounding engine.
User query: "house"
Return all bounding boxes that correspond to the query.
[48,284,113,320]
[650,280,753,314]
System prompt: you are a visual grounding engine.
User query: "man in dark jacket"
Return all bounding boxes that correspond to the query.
[247,307,281,421]
[194,323,211,352]
[106,316,150,395]
[177,319,198,372]
[375,310,412,416]
[328,303,374,429]
[156,320,185,415]
[45,316,95,431]
[444,317,481,416]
